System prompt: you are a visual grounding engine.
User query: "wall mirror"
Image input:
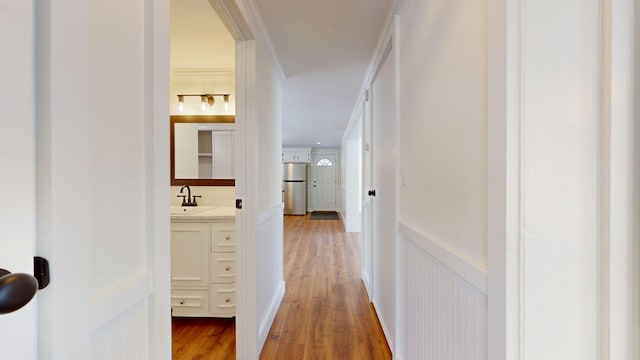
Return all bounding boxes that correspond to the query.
[170,115,235,186]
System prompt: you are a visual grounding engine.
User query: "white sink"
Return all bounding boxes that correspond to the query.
[170,206,217,215]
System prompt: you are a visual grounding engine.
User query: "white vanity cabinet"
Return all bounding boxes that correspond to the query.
[171,214,236,318]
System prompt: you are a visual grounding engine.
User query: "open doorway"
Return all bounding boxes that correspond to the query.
[168,0,238,358]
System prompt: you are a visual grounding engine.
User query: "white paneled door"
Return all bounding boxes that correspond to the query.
[370,41,396,348]
[313,154,338,211]
[0,1,171,359]
[0,1,37,359]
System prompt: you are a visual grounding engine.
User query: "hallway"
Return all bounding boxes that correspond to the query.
[260,214,390,359]
[171,213,391,359]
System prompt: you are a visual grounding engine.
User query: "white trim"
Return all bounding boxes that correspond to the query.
[149,0,172,357]
[342,0,404,144]
[90,272,154,331]
[235,38,258,360]
[258,202,284,224]
[170,68,235,82]
[398,222,488,294]
[208,1,258,358]
[208,0,253,40]
[257,280,285,351]
[372,300,394,355]
[235,0,285,79]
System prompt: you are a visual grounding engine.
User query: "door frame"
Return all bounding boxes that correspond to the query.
[208,0,257,357]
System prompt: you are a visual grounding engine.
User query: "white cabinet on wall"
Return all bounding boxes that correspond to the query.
[171,216,236,318]
[198,130,234,179]
[282,147,311,163]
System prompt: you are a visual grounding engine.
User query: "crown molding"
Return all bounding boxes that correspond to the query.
[235,0,286,79]
[170,68,235,82]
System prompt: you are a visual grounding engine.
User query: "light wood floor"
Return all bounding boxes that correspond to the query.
[172,213,391,359]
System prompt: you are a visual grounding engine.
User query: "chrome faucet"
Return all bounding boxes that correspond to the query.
[178,185,200,206]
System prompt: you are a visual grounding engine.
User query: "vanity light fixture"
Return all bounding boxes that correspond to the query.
[176,93,231,112]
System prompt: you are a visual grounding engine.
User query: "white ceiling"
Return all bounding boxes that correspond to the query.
[171,0,393,148]
[256,0,393,147]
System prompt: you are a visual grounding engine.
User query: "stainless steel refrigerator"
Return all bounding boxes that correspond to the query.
[283,163,307,215]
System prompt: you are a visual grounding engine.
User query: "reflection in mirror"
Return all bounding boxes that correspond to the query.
[170,115,235,186]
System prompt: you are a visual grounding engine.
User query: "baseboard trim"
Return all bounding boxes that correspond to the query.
[398,222,488,294]
[258,280,286,351]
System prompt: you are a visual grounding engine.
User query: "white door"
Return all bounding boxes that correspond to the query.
[0,2,37,358]
[370,43,396,344]
[313,154,337,211]
[361,95,374,300]
[0,1,171,359]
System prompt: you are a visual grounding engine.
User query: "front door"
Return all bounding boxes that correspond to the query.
[313,154,337,211]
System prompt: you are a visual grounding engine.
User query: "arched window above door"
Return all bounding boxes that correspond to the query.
[316,158,333,167]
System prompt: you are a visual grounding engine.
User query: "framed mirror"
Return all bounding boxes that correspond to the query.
[170,115,235,186]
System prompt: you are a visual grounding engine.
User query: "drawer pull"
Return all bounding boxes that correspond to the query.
[225,235,231,240]
[225,266,231,271]
[225,297,231,303]
[179,300,185,305]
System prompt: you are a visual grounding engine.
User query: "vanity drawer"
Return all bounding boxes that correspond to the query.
[211,253,236,283]
[211,226,235,252]
[210,284,236,317]
[171,289,209,315]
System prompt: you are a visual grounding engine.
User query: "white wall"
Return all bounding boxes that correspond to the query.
[253,39,285,350]
[352,0,639,359]
[341,116,362,232]
[398,0,488,267]
[394,1,489,356]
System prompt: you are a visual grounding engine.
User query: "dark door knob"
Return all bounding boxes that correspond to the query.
[0,269,38,314]
[368,190,376,197]
[0,257,50,314]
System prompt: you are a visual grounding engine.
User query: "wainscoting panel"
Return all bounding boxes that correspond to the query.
[398,225,487,360]
[91,300,149,359]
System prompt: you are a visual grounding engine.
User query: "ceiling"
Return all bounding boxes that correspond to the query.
[171,0,394,148]
[170,0,235,72]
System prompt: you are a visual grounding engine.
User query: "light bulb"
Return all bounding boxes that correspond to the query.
[201,96,208,111]
[177,95,184,112]
[223,94,230,112]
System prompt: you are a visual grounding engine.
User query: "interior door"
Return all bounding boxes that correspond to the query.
[313,154,338,211]
[370,42,396,344]
[361,94,374,300]
[0,1,171,359]
[0,2,37,358]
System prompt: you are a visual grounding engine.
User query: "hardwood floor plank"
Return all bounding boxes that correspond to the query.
[172,213,391,359]
[260,214,391,360]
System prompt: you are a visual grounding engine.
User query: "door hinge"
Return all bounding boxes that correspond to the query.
[235,199,243,209]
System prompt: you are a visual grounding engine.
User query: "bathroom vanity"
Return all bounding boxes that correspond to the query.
[170,206,236,317]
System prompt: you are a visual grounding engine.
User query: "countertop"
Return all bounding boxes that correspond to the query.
[170,206,235,221]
